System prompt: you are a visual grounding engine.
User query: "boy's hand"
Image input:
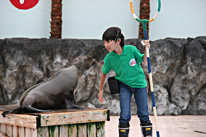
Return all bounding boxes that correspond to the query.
[144,40,150,48]
[141,40,150,48]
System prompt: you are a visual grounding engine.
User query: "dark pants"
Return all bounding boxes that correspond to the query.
[119,83,150,124]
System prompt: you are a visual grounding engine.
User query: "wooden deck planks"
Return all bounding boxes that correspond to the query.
[0,113,37,129]
[39,109,109,127]
[0,105,109,137]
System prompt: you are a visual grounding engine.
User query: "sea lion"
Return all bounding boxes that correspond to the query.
[2,56,95,117]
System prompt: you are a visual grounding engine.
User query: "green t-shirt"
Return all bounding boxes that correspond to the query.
[102,45,147,88]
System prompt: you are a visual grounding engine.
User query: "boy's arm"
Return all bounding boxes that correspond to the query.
[99,73,107,103]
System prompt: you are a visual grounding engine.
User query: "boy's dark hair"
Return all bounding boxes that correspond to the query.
[102,27,125,48]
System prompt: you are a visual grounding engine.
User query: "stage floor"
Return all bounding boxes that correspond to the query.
[106,115,206,137]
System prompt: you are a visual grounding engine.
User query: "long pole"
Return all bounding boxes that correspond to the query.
[129,0,161,136]
[143,22,160,137]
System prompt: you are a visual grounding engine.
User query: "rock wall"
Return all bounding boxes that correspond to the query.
[0,37,205,115]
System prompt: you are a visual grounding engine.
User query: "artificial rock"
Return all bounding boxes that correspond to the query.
[0,37,205,115]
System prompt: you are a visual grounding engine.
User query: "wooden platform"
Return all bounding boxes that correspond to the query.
[0,105,110,137]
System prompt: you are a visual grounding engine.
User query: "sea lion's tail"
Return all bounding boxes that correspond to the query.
[1,105,54,117]
[2,106,22,117]
[24,105,54,113]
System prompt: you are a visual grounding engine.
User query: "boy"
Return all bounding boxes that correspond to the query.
[99,27,152,137]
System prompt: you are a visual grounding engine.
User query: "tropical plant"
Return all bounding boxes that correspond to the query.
[50,0,62,39]
[138,0,150,39]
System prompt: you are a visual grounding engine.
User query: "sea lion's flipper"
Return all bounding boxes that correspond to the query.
[64,89,85,110]
[24,105,55,113]
[64,99,85,110]
[70,105,85,110]
[2,111,10,117]
[2,106,22,117]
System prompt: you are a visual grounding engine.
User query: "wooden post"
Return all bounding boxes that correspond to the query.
[78,124,87,137]
[87,123,96,137]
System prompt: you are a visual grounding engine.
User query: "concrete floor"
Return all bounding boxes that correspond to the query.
[105,115,206,137]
